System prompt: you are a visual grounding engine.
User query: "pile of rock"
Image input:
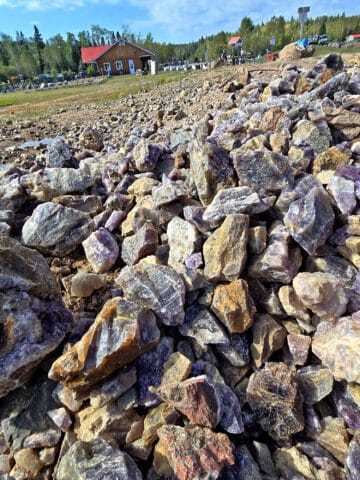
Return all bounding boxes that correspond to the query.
[1,53,360,479]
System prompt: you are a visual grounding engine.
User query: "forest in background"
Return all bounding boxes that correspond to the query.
[0,13,360,81]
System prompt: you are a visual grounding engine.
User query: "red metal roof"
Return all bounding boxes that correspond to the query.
[81,46,109,63]
[228,36,242,45]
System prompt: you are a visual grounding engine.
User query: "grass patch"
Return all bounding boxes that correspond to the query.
[0,70,187,119]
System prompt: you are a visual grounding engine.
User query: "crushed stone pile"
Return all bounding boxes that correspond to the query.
[0,53,360,479]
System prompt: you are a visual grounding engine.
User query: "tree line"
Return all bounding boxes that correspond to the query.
[0,14,359,81]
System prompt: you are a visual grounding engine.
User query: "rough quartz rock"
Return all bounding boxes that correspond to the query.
[153,375,221,428]
[346,435,360,480]
[79,127,104,151]
[22,202,94,257]
[317,416,350,465]
[116,263,185,326]
[312,313,360,383]
[189,139,236,206]
[142,403,180,446]
[203,214,249,282]
[167,216,200,267]
[293,119,330,155]
[74,402,140,443]
[327,174,356,215]
[82,228,119,273]
[21,167,93,201]
[203,186,275,225]
[121,223,158,265]
[70,272,104,298]
[251,314,287,368]
[133,138,165,172]
[232,149,294,195]
[0,236,72,398]
[210,279,256,334]
[293,271,348,320]
[248,221,302,283]
[296,365,334,404]
[246,362,304,444]
[136,337,174,406]
[55,438,143,480]
[154,425,234,480]
[46,138,73,168]
[48,297,160,392]
[89,366,137,408]
[179,303,228,347]
[284,186,335,255]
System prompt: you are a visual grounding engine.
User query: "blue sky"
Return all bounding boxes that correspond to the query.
[0,0,358,44]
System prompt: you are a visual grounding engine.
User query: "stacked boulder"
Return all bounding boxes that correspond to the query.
[0,53,360,479]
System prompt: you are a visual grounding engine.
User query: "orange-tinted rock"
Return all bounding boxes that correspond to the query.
[251,314,287,368]
[142,403,180,446]
[211,279,255,333]
[48,297,160,392]
[154,425,234,480]
[203,214,249,282]
[153,375,221,428]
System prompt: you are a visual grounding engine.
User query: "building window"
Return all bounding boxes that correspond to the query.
[115,60,123,71]
[102,62,111,73]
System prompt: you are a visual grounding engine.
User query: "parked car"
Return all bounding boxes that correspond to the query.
[308,34,329,45]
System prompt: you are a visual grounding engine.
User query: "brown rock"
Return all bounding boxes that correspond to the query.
[161,352,192,385]
[142,403,180,446]
[48,297,160,392]
[74,402,140,444]
[154,425,234,480]
[273,446,319,479]
[251,314,287,368]
[203,214,249,282]
[318,417,350,465]
[312,146,350,175]
[14,448,43,477]
[79,127,104,151]
[211,279,255,333]
[189,139,236,206]
[153,375,221,428]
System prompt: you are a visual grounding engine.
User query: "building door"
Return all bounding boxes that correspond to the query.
[128,59,135,74]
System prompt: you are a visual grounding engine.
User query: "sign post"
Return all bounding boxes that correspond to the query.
[298,6,310,39]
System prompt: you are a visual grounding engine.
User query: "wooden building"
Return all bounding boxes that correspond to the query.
[81,40,156,75]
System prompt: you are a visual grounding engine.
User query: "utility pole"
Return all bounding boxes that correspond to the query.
[298,6,310,39]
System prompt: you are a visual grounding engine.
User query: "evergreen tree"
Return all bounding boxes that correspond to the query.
[33,25,45,73]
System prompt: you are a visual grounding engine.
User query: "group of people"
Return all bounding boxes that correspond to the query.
[218,48,249,64]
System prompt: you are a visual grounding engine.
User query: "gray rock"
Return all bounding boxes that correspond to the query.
[21,168,93,201]
[284,186,335,255]
[246,362,304,445]
[55,438,143,480]
[116,263,185,326]
[189,139,236,206]
[22,202,94,256]
[46,138,73,168]
[121,223,158,265]
[0,235,72,398]
[232,149,294,195]
[248,221,302,284]
[203,187,275,225]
